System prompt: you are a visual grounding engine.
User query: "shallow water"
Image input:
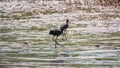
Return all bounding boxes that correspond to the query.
[0,1,120,68]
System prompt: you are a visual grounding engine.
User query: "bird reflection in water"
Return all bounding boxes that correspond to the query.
[49,49,70,66]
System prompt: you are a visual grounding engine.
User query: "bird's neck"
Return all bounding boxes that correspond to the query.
[66,21,68,24]
[61,29,64,33]
[66,22,68,24]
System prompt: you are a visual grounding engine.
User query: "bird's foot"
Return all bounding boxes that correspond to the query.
[62,38,67,41]
[55,42,59,48]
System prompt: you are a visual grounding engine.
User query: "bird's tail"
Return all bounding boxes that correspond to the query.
[49,30,53,35]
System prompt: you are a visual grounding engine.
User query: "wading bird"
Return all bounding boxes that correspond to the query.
[49,28,64,48]
[60,19,69,40]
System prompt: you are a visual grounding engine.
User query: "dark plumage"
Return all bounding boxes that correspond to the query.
[49,29,63,36]
[49,29,64,48]
[60,19,69,40]
[60,19,69,30]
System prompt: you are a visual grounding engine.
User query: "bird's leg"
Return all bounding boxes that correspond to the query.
[64,30,67,40]
[52,36,55,41]
[62,31,65,41]
[62,30,67,40]
[55,42,57,48]
[54,36,59,48]
[55,36,59,45]
[62,34,64,41]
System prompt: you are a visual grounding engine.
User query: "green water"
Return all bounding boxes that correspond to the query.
[0,2,120,68]
[0,22,120,68]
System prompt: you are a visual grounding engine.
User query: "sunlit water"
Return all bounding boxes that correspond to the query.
[0,1,120,68]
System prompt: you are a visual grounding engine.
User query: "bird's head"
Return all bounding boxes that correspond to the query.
[61,28,64,32]
[66,19,69,24]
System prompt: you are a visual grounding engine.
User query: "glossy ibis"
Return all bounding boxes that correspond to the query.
[60,19,69,40]
[49,28,64,48]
